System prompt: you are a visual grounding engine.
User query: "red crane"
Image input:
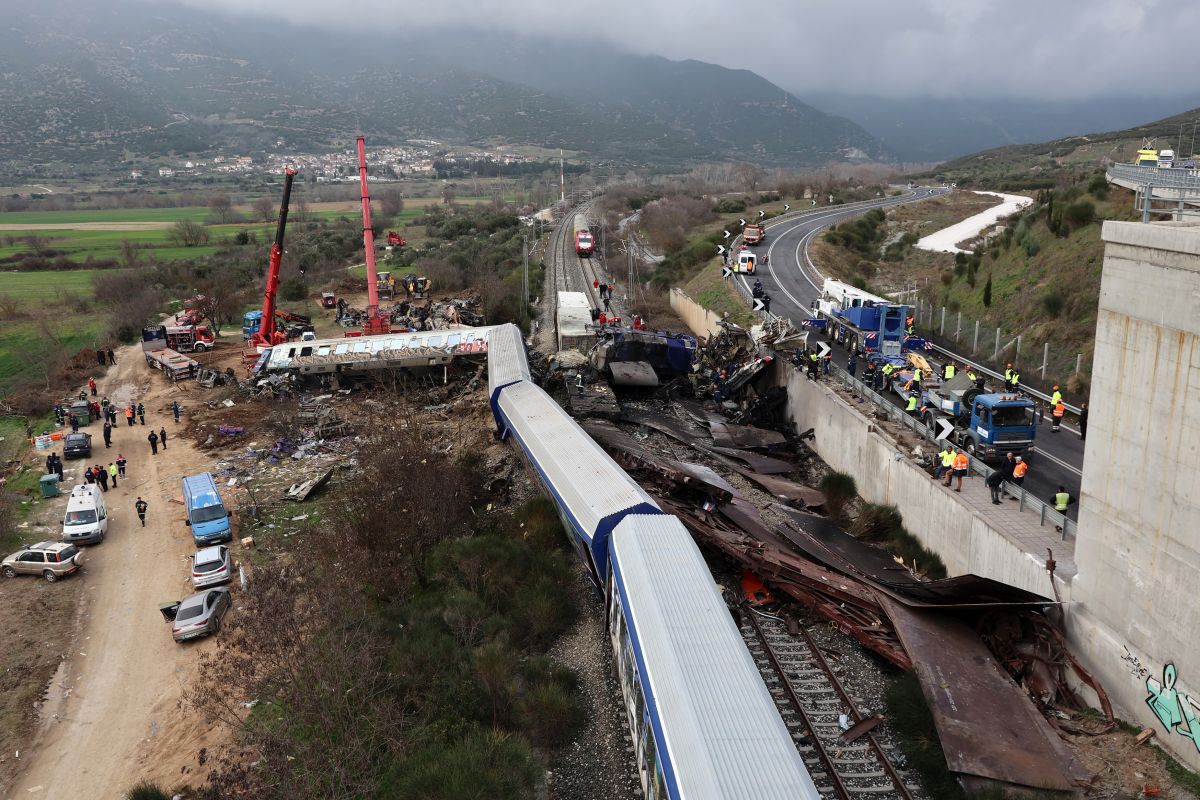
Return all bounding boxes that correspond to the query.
[357,136,392,336]
[249,167,297,349]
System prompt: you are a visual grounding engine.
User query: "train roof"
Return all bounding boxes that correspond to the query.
[486,323,531,401]
[494,381,658,572]
[609,515,820,799]
[264,326,495,371]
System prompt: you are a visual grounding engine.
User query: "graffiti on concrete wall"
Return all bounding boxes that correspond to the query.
[1146,663,1200,751]
[1123,646,1150,680]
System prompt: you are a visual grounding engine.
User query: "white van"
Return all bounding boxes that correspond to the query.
[735,250,757,274]
[62,484,108,545]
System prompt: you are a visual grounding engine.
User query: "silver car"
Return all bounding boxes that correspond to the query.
[163,587,232,642]
[2,542,83,582]
[191,545,232,589]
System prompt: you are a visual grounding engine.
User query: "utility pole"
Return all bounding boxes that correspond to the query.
[560,149,565,203]
[522,234,530,327]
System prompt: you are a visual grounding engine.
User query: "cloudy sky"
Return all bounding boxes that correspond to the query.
[172,0,1200,100]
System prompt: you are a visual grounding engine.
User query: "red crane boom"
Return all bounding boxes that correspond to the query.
[250,167,297,348]
[357,136,391,335]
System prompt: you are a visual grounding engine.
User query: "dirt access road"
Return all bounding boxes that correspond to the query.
[8,345,228,797]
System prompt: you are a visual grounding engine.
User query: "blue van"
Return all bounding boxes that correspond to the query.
[182,473,232,544]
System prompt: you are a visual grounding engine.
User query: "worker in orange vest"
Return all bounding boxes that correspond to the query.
[1010,456,1029,499]
[950,448,970,492]
[1051,401,1066,432]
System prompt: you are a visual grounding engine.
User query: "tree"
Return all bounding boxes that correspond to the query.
[167,220,209,247]
[194,275,248,336]
[252,195,276,223]
[207,194,240,225]
[733,162,764,193]
[379,188,405,217]
[982,273,993,307]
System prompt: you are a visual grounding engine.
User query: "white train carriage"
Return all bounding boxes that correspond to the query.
[492,380,659,584]
[486,323,531,413]
[607,515,821,800]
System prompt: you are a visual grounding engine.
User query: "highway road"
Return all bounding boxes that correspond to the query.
[741,187,1084,520]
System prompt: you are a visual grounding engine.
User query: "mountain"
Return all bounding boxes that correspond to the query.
[805,93,1200,163]
[913,106,1200,188]
[0,0,885,169]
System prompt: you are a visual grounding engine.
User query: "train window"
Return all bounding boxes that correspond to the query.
[427,336,442,348]
[654,758,666,800]
[643,731,659,800]
[446,334,461,347]
[300,347,313,357]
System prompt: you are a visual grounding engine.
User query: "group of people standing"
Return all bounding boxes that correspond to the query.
[83,458,125,491]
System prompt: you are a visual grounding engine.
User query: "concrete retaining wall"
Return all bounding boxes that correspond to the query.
[1067,221,1200,770]
[669,288,724,340]
[780,366,1066,599]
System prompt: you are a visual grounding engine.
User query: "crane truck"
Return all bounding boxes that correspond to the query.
[350,135,396,337]
[889,357,1037,463]
[248,167,300,349]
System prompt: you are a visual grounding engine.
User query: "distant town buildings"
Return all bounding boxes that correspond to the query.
[134,140,535,181]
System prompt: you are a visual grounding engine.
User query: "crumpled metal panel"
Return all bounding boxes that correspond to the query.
[881,597,1088,791]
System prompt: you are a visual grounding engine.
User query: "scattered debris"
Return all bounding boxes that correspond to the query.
[283,468,334,502]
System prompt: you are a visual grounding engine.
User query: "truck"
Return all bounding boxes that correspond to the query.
[142,327,201,380]
[742,223,765,246]
[890,370,1037,462]
[154,323,215,353]
[1135,148,1159,167]
[242,309,313,341]
[814,279,925,357]
[1159,148,1175,168]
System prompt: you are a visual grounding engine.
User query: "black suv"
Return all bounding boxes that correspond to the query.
[63,432,92,459]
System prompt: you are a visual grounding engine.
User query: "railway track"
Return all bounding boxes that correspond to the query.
[740,609,919,800]
[548,203,606,308]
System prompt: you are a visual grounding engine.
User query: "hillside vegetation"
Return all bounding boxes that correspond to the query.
[815,178,1140,392]
[920,106,1200,189]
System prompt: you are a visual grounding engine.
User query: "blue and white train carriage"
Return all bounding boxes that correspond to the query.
[486,324,820,799]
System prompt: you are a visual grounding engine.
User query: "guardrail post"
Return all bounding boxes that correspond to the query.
[955,311,962,341]
[1015,335,1021,363]
[1075,353,1082,375]
[940,307,946,336]
[1040,504,1046,527]
[1041,342,1049,379]
[1143,184,1152,222]
[973,320,979,353]
[993,327,1001,359]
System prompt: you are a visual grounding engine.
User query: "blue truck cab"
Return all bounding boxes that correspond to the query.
[182,473,232,544]
[242,310,263,340]
[961,393,1037,462]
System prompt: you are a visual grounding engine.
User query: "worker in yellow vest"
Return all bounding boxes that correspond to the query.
[1054,486,1074,512]
[911,366,923,393]
[951,448,970,492]
[905,395,919,415]
[1051,385,1063,407]
[1051,401,1065,432]
[943,363,956,380]
[934,445,955,482]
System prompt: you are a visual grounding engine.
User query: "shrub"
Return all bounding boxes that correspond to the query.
[714,197,746,213]
[126,782,172,800]
[280,277,308,302]
[519,680,585,747]
[1041,291,1065,316]
[982,274,993,307]
[1087,174,1110,200]
[1023,236,1040,257]
[1064,200,1095,229]
[818,471,857,522]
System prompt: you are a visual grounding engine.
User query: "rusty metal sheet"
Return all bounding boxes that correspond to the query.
[880,597,1087,791]
[707,446,794,474]
[732,469,825,508]
[582,421,737,502]
[708,422,787,449]
[777,507,1055,607]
